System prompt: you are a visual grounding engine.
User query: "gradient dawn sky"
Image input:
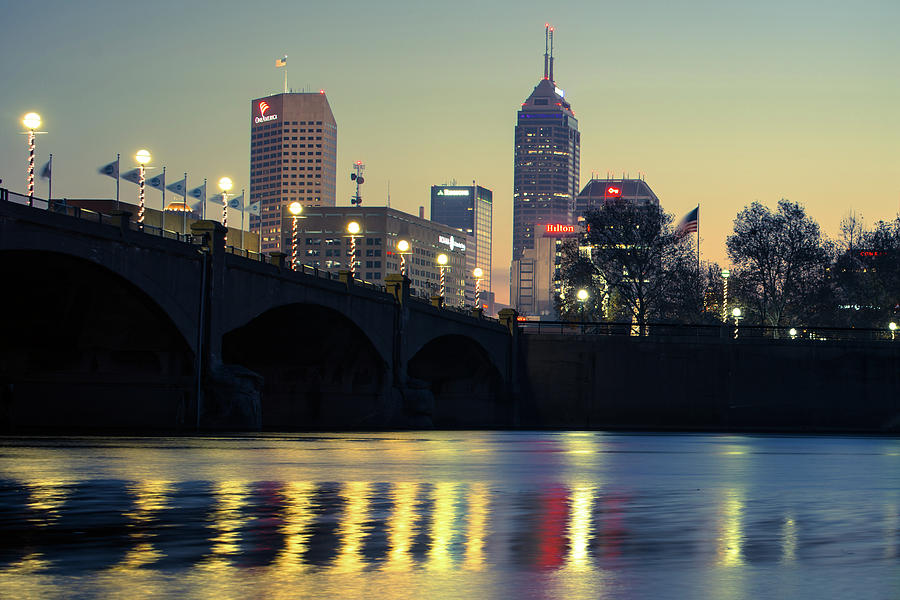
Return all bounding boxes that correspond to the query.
[2,0,898,302]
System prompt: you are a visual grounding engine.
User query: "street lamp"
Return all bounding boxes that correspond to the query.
[22,112,41,197]
[288,201,303,270]
[347,221,361,278]
[890,322,897,341]
[721,269,730,322]
[789,327,798,339]
[473,267,484,309]
[397,239,410,275]
[577,288,589,325]
[437,253,449,301]
[732,307,742,339]
[218,177,233,246]
[135,149,151,225]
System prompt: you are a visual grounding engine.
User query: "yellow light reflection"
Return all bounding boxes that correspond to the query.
[25,479,67,521]
[428,481,458,570]
[566,486,594,571]
[384,482,419,571]
[333,481,371,573]
[275,481,317,572]
[205,481,249,567]
[117,480,172,569]
[782,515,797,562]
[716,489,744,566]
[464,482,490,570]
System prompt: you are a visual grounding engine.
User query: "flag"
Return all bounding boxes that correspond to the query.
[228,192,244,210]
[188,183,206,201]
[39,159,51,180]
[676,206,699,237]
[209,194,224,206]
[166,177,186,196]
[275,55,287,68]
[98,159,119,179]
[248,201,261,216]
[146,171,165,191]
[121,168,142,185]
[189,199,203,212]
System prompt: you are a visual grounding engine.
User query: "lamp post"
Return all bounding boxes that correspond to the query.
[789,327,798,340]
[397,239,410,276]
[473,267,484,309]
[577,288,589,331]
[218,177,233,246]
[890,322,897,341]
[347,221,361,278]
[288,201,303,270]
[135,149,151,225]
[732,307,742,339]
[22,112,41,198]
[721,269,730,322]
[437,253,449,301]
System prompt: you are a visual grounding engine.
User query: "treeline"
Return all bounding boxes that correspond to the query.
[556,199,900,329]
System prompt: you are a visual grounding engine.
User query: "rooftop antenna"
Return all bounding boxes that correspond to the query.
[543,24,549,79]
[549,26,555,83]
[387,180,391,208]
[350,161,365,205]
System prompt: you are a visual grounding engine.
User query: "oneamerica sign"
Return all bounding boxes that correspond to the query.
[255,101,279,124]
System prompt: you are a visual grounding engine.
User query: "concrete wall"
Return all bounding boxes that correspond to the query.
[520,334,900,432]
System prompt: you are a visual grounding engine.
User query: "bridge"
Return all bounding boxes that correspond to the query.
[2,188,899,432]
[0,189,518,430]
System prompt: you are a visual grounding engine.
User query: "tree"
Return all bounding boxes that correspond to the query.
[833,217,900,327]
[726,199,831,327]
[557,200,701,331]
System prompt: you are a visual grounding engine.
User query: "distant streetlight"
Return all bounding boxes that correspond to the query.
[577,288,589,327]
[22,112,42,197]
[473,267,484,309]
[789,327,798,339]
[437,253,449,301]
[218,176,233,246]
[397,239,410,275]
[890,321,897,341]
[135,149,151,225]
[288,201,303,270]
[347,221,361,278]
[732,307,742,339]
[721,269,730,322]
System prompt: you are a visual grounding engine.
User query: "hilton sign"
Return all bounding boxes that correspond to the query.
[545,223,576,236]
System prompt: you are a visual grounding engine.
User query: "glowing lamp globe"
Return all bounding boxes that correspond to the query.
[288,201,303,216]
[347,221,361,235]
[789,328,798,337]
[473,267,483,278]
[397,240,409,252]
[23,112,41,130]
[890,322,898,332]
[576,289,589,302]
[218,177,233,192]
[135,149,151,165]
[732,308,742,318]
[437,254,448,266]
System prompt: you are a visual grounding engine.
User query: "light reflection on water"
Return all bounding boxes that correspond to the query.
[0,432,899,599]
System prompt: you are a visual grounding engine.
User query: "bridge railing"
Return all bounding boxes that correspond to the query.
[519,320,898,341]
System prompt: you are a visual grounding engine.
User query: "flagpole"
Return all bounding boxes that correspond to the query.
[183,172,188,236]
[697,202,701,274]
[241,188,245,251]
[161,166,166,234]
[48,154,52,202]
[115,153,120,210]
[202,178,207,220]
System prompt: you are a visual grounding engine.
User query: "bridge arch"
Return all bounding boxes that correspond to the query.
[0,250,195,429]
[407,334,507,427]
[222,303,390,428]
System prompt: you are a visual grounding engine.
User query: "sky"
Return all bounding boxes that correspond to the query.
[2,0,898,303]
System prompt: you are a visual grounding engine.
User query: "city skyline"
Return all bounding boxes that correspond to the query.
[1,0,897,304]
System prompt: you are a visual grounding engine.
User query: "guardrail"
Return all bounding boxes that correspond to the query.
[519,320,897,341]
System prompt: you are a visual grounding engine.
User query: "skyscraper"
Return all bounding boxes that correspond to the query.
[430,183,492,300]
[512,25,580,310]
[249,92,337,254]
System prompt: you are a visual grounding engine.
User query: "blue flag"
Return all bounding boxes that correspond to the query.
[248,201,261,216]
[98,159,119,179]
[146,171,165,191]
[121,168,142,185]
[227,192,244,210]
[40,159,52,180]
[166,177,186,196]
[188,183,206,201]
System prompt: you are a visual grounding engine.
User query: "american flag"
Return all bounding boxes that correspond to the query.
[676,206,699,236]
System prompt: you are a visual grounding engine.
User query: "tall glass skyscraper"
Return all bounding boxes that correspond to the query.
[512,26,580,311]
[430,183,492,298]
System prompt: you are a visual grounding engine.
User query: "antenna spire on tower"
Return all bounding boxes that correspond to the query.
[549,26,555,83]
[543,24,549,80]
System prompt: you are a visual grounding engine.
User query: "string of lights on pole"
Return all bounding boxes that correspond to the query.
[347,221,361,277]
[135,149,151,224]
[218,176,233,246]
[437,253,449,300]
[397,240,410,276]
[289,202,303,270]
[22,113,43,198]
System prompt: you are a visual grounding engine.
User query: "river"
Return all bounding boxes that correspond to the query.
[0,432,898,599]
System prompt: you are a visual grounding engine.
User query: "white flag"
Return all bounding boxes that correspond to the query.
[248,201,261,216]
[228,192,244,210]
[98,159,119,179]
[188,183,206,201]
[166,177,186,195]
[146,172,165,191]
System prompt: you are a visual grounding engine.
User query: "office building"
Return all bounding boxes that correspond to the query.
[249,92,337,254]
[510,221,580,317]
[575,177,660,218]
[430,183,492,305]
[294,206,470,306]
[512,25,580,309]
